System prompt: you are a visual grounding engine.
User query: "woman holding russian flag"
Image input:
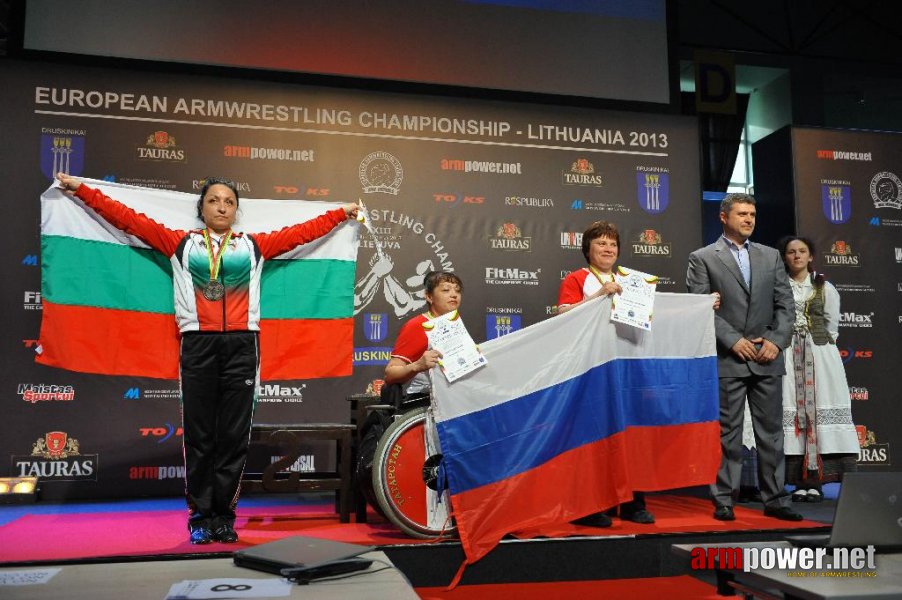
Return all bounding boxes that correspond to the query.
[557,220,655,528]
[57,172,358,545]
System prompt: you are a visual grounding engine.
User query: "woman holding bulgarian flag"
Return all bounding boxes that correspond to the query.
[57,172,358,545]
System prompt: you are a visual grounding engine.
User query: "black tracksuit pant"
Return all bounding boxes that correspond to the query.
[180,331,259,528]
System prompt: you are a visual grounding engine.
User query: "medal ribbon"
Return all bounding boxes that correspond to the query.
[588,265,615,286]
[203,229,233,282]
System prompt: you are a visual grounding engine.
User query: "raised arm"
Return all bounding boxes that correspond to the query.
[253,203,358,259]
[58,173,184,257]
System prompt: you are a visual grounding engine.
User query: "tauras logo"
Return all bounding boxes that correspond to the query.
[856,426,891,465]
[13,432,97,480]
[824,241,860,267]
[18,384,74,403]
[489,223,531,251]
[631,229,672,257]
[137,131,186,162]
[839,312,873,327]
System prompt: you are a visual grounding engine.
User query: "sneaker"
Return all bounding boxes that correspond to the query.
[189,526,213,545]
[212,522,239,543]
[791,489,808,502]
[805,489,823,503]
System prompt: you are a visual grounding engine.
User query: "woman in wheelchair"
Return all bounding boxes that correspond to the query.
[356,271,463,537]
[384,271,463,394]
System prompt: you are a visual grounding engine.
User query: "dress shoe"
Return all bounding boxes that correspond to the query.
[763,506,804,521]
[189,526,213,545]
[713,505,735,521]
[621,509,656,524]
[212,522,239,543]
[572,512,613,528]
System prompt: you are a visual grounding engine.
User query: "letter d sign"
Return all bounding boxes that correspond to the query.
[694,51,736,115]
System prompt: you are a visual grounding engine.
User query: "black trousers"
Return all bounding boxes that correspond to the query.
[180,331,259,527]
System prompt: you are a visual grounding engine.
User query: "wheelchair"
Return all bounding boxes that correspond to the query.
[355,384,456,538]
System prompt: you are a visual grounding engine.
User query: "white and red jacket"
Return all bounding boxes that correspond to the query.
[75,184,347,333]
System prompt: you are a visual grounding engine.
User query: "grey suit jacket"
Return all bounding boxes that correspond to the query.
[687,237,794,378]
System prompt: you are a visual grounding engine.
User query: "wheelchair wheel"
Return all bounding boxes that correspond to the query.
[372,407,456,538]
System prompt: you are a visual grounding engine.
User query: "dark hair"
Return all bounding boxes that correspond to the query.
[581,221,620,263]
[196,177,240,219]
[778,235,825,286]
[720,193,756,215]
[424,271,463,294]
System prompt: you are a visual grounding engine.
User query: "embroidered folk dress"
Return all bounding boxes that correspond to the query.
[780,276,859,484]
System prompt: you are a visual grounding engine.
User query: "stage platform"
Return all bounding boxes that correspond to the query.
[0,490,836,598]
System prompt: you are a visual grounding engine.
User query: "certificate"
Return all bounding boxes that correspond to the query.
[611,266,658,330]
[424,310,487,383]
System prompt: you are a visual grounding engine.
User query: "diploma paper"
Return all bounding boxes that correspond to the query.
[611,266,658,330]
[424,311,486,383]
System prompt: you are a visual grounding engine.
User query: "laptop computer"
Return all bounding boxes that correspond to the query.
[233,536,374,576]
[786,472,902,551]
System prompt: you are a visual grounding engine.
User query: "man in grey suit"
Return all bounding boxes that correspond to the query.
[687,193,802,522]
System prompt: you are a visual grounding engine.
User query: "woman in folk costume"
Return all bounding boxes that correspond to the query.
[779,236,859,503]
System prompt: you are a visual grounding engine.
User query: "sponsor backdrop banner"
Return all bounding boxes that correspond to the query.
[791,127,900,470]
[1,59,701,499]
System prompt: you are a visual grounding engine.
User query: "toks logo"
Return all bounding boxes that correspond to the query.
[12,432,98,481]
[272,185,329,197]
[840,347,872,363]
[139,424,183,443]
[434,193,485,206]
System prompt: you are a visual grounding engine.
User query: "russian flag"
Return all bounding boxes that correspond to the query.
[431,293,721,563]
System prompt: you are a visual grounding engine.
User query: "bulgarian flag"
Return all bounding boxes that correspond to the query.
[37,179,359,380]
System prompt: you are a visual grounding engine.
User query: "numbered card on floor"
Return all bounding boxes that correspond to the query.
[166,578,292,599]
[424,310,486,383]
